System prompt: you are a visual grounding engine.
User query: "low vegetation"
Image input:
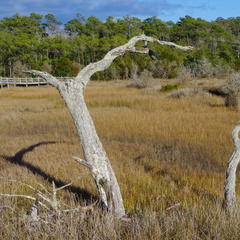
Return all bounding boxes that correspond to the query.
[161,83,181,92]
[0,79,240,239]
[222,72,240,110]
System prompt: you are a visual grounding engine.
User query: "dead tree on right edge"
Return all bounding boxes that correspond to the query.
[224,124,240,210]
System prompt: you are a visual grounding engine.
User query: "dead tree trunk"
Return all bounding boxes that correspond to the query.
[224,124,240,210]
[59,88,125,216]
[25,35,193,218]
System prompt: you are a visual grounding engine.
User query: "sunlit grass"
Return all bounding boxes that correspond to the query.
[0,79,240,239]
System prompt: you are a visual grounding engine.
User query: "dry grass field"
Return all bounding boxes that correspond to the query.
[1,79,240,239]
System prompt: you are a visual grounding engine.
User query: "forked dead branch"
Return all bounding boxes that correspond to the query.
[24,35,193,219]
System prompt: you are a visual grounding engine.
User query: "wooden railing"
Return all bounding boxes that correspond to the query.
[0,77,70,88]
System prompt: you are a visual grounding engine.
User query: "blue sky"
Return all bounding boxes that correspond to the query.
[0,0,239,24]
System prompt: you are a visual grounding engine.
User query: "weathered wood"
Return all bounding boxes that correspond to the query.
[24,35,193,218]
[75,35,193,88]
[224,124,240,210]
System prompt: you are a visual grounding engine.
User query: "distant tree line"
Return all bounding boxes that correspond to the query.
[0,13,239,79]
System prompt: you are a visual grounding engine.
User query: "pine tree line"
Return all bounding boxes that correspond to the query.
[0,13,239,79]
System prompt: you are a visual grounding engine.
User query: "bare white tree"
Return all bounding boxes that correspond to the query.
[25,35,193,218]
[224,124,240,210]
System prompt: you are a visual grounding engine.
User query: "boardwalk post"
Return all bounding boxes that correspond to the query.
[0,77,2,89]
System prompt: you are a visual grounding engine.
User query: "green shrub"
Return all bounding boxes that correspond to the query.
[162,83,180,92]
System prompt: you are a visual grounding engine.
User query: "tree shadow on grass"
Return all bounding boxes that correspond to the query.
[1,141,95,202]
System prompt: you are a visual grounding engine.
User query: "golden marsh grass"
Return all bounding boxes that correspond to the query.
[1,79,240,239]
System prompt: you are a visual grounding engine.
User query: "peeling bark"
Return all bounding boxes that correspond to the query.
[224,125,240,210]
[25,35,193,218]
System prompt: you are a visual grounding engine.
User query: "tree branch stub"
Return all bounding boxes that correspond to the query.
[73,156,93,170]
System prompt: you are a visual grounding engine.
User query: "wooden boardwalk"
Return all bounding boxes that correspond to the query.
[0,77,70,88]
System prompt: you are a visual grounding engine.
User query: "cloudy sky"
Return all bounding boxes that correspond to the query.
[0,0,239,24]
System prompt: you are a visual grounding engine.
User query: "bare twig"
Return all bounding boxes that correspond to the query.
[73,156,93,170]
[37,182,52,196]
[0,193,49,210]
